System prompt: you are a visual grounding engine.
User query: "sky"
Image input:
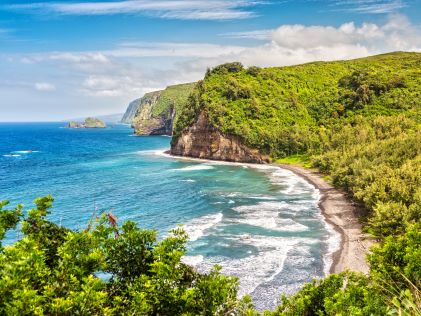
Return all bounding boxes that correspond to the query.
[0,0,420,121]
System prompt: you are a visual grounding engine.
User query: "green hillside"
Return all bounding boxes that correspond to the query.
[132,83,195,135]
[150,82,196,128]
[175,52,420,157]
[172,53,421,314]
[175,52,421,237]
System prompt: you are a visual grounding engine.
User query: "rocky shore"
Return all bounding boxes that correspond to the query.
[171,112,269,163]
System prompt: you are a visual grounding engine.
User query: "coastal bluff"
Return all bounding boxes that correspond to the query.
[121,83,195,135]
[67,117,106,128]
[170,112,268,163]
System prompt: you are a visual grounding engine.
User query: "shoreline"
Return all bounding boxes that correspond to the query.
[275,163,373,274]
[166,151,373,274]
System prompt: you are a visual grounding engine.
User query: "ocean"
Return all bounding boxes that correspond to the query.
[0,122,340,310]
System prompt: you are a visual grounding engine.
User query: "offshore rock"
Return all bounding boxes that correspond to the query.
[67,117,106,128]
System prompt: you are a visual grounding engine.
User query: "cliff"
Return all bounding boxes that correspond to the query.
[67,117,106,128]
[171,112,268,163]
[121,98,142,124]
[131,83,195,136]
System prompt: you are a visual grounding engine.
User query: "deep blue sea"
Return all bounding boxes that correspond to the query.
[0,122,339,310]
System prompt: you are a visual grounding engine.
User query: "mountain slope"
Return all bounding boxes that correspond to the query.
[172,52,420,159]
[121,99,142,124]
[171,52,421,237]
[130,83,195,135]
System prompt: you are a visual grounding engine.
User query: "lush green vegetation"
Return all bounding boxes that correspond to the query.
[2,53,420,314]
[175,53,420,157]
[172,52,421,314]
[1,197,419,315]
[175,52,421,236]
[151,83,195,127]
[0,197,254,315]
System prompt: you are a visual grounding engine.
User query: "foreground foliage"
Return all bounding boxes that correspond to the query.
[0,197,253,315]
[1,197,420,315]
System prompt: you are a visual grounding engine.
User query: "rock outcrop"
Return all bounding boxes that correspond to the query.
[131,91,169,135]
[130,83,195,136]
[67,117,106,128]
[121,98,142,124]
[171,112,268,163]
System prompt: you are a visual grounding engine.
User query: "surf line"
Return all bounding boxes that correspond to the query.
[165,152,358,275]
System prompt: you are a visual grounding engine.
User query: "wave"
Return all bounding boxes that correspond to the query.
[173,165,215,171]
[233,202,309,232]
[269,168,317,196]
[321,217,342,276]
[136,149,168,156]
[219,192,277,201]
[3,154,21,157]
[181,255,204,266]
[12,150,39,154]
[179,179,196,183]
[183,212,223,241]
[189,234,298,297]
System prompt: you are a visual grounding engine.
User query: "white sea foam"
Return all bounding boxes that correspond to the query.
[233,202,309,232]
[321,218,342,276]
[180,179,196,183]
[190,235,297,297]
[136,149,168,156]
[183,212,223,241]
[3,154,21,157]
[174,165,215,171]
[182,255,204,266]
[269,168,316,196]
[12,150,38,154]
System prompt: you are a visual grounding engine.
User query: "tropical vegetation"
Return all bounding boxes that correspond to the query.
[1,52,420,314]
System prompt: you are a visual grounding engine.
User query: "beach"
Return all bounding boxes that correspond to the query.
[276,163,374,274]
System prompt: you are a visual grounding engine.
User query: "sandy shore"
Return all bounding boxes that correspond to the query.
[168,151,373,274]
[275,163,374,274]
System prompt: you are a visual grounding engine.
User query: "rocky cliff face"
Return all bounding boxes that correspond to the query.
[131,91,173,135]
[171,112,268,163]
[130,83,195,136]
[121,98,142,124]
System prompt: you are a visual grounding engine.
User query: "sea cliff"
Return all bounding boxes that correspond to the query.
[171,112,268,163]
[123,83,195,136]
[121,98,142,124]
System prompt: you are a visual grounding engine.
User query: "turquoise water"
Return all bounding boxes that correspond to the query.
[0,122,339,310]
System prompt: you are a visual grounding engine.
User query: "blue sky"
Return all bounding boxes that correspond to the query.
[1,0,420,121]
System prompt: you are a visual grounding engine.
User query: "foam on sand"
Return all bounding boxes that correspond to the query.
[321,217,342,275]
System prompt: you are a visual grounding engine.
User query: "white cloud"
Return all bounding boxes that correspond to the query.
[5,14,421,107]
[4,0,264,20]
[221,29,272,40]
[34,82,56,91]
[330,0,407,14]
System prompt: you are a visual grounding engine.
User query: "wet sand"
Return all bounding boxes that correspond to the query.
[275,163,374,274]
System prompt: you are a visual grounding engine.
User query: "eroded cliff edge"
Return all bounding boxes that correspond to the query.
[125,83,195,136]
[170,112,268,163]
